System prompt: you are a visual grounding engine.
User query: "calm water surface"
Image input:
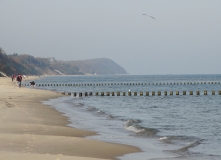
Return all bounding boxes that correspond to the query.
[30,75,221,160]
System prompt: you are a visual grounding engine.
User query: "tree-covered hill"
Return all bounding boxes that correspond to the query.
[0,48,127,76]
[69,58,127,75]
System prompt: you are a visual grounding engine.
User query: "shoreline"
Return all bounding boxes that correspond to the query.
[0,77,141,160]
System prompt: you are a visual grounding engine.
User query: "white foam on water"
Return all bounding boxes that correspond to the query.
[39,74,221,160]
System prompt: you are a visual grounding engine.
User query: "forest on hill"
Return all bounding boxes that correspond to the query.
[0,48,127,76]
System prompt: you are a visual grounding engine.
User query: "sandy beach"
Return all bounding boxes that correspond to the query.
[0,77,141,160]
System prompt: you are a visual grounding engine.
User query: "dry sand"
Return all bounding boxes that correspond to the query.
[0,77,141,160]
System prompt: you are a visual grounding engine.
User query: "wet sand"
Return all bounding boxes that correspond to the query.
[0,77,141,160]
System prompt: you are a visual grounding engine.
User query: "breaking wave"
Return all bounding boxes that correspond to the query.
[124,119,158,136]
[86,106,97,112]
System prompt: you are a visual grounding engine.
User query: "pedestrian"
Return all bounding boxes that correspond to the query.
[11,74,14,82]
[16,74,22,88]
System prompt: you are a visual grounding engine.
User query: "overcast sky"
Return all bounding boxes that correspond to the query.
[0,0,221,75]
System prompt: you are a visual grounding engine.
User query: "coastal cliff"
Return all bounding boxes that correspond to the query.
[0,48,127,76]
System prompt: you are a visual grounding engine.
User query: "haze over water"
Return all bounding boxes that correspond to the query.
[1,1,221,75]
[30,74,221,160]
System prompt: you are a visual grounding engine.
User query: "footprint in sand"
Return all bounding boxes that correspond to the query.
[5,101,15,108]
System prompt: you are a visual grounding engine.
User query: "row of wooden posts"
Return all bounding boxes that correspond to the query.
[25,81,221,87]
[63,91,221,97]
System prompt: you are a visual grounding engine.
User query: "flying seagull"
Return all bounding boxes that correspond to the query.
[143,14,155,19]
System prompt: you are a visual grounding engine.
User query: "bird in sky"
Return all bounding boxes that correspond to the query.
[142,14,155,19]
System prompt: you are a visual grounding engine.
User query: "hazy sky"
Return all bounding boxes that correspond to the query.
[1,0,221,75]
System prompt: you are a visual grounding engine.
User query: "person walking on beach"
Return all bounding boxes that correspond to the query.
[16,74,22,88]
[11,74,14,82]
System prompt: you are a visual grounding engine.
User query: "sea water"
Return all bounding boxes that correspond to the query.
[30,75,221,160]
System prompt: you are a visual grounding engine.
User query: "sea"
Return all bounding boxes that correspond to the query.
[27,74,221,160]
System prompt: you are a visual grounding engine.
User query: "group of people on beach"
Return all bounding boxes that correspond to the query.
[12,74,23,88]
[11,73,35,88]
[11,74,35,88]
